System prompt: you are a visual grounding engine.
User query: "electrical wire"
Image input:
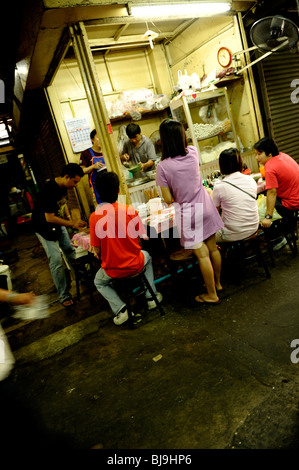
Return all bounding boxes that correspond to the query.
[62,60,85,95]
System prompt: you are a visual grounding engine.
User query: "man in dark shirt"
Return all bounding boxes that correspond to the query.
[32,163,86,307]
[79,129,107,205]
[80,129,105,174]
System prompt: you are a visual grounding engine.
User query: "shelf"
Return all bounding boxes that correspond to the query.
[110,106,170,123]
[196,130,232,142]
[170,88,237,166]
[214,76,242,88]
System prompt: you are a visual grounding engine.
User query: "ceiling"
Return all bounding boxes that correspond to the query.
[1,0,299,139]
[85,17,199,52]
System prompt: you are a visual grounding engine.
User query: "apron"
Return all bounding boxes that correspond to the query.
[89,148,106,204]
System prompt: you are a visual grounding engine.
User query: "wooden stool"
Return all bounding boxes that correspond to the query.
[113,267,164,329]
[168,248,198,283]
[71,254,97,301]
[219,230,271,284]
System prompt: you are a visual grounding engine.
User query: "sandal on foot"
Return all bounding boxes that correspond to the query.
[61,298,74,308]
[195,295,221,305]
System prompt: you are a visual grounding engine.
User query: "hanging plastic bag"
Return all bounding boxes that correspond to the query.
[190,72,201,90]
[257,194,282,222]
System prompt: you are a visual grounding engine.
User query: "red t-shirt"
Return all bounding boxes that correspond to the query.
[265,152,299,210]
[89,202,147,278]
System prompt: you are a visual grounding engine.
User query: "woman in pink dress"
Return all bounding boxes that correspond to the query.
[156,119,223,304]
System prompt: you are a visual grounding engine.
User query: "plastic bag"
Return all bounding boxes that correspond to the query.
[257,194,282,222]
[177,70,191,91]
[120,88,154,105]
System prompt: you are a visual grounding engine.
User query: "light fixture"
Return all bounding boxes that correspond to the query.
[143,24,159,49]
[131,2,231,18]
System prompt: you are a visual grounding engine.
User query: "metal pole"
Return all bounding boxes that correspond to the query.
[69,22,131,203]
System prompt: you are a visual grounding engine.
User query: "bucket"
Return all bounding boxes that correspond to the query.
[0,265,12,291]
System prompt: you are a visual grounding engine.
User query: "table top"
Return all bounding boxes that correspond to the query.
[141,206,175,234]
[71,206,176,252]
[71,178,266,251]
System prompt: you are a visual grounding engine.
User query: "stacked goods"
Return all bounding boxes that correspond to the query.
[186,119,231,141]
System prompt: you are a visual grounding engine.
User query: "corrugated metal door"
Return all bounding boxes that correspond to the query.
[259,52,299,162]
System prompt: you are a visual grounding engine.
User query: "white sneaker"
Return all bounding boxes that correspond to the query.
[147,292,163,310]
[113,309,129,325]
[273,237,287,251]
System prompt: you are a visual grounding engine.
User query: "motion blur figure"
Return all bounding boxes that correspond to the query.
[0,289,73,449]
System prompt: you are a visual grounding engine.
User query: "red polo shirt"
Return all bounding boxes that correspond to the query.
[89,202,146,278]
[265,152,299,210]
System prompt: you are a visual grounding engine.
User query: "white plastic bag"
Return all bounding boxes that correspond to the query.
[190,72,201,90]
[177,70,191,90]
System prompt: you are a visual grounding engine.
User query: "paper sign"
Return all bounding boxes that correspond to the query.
[64,117,92,153]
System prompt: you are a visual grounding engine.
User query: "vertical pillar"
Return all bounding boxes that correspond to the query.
[234,14,264,141]
[69,22,131,203]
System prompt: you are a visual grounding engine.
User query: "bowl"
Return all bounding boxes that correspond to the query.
[147,170,156,180]
[129,163,142,174]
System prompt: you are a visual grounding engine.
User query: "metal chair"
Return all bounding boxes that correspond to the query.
[262,210,298,258]
[113,267,165,329]
[218,230,271,284]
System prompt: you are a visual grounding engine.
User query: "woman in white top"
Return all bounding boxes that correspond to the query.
[213,148,259,242]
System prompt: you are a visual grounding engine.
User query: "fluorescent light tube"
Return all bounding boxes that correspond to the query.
[131,2,231,18]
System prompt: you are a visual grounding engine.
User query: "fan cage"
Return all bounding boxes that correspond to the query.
[250,15,299,53]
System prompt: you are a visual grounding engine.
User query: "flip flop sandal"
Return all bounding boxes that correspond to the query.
[195,295,221,305]
[61,298,75,308]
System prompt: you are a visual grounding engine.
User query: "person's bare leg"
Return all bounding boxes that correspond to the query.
[205,234,222,291]
[193,242,219,303]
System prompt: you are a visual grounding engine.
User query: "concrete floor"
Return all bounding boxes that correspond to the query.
[1,224,299,450]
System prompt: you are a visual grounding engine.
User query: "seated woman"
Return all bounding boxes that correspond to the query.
[212,148,259,242]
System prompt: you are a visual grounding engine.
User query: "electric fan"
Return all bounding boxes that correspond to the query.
[233,16,299,74]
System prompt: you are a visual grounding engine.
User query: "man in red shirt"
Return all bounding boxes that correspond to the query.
[90,171,162,325]
[254,137,299,225]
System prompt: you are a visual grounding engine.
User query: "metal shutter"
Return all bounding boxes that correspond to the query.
[260,52,299,163]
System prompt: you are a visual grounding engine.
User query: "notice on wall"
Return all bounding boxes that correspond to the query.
[64,117,92,153]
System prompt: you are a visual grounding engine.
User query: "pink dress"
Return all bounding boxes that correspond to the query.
[156,146,223,248]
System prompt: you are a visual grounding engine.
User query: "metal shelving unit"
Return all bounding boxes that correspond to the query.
[170,88,238,165]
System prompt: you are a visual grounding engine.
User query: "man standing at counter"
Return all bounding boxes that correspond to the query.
[120,123,157,174]
[32,163,86,308]
[80,129,107,205]
[80,129,105,175]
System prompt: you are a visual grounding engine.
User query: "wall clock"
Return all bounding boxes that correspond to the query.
[217,47,232,68]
